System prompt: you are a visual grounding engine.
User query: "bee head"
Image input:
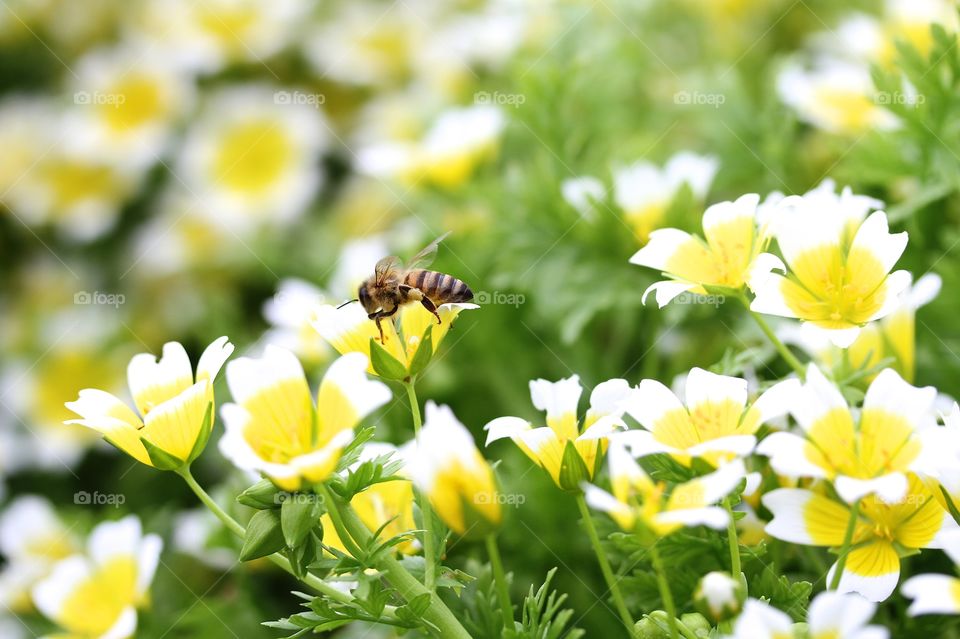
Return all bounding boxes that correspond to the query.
[358,282,377,314]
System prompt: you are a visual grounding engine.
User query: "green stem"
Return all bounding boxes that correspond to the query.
[318,483,472,639]
[722,497,742,581]
[176,467,388,614]
[830,499,861,590]
[405,379,437,591]
[576,494,634,635]
[649,542,680,639]
[486,534,514,631]
[737,293,806,378]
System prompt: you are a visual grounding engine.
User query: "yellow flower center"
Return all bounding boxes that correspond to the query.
[212,120,295,193]
[101,75,167,132]
[59,556,139,635]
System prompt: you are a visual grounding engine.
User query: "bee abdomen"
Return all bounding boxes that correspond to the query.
[405,270,473,303]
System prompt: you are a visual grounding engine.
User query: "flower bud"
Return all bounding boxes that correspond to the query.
[694,571,745,622]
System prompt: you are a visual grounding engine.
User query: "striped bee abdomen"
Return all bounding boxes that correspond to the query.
[405,269,474,304]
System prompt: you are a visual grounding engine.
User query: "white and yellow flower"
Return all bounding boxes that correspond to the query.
[617,367,795,466]
[65,44,195,168]
[485,376,631,491]
[630,193,785,307]
[66,337,234,469]
[32,516,162,639]
[763,473,956,601]
[757,364,937,503]
[725,591,887,639]
[777,59,898,135]
[613,151,718,244]
[219,348,390,491]
[784,272,941,384]
[320,443,417,556]
[128,0,309,73]
[901,530,960,615]
[408,402,501,537]
[0,99,142,242]
[357,105,505,189]
[561,176,606,219]
[0,496,77,613]
[750,198,911,347]
[312,299,478,377]
[176,85,328,233]
[584,444,745,534]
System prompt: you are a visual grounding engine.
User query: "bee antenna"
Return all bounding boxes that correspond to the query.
[336,299,358,309]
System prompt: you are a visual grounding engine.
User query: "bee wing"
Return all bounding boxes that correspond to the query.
[405,232,450,271]
[374,256,401,285]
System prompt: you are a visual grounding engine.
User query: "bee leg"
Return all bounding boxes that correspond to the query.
[419,296,442,325]
[370,307,399,343]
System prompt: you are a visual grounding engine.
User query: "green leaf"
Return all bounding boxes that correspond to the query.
[140,436,184,471]
[280,495,321,549]
[407,324,434,376]
[368,337,408,380]
[557,439,590,492]
[239,509,285,561]
[237,479,282,510]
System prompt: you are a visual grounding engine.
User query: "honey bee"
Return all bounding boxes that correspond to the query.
[341,233,474,343]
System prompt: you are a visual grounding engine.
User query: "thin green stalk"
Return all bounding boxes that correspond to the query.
[405,379,437,591]
[736,293,806,378]
[176,467,388,614]
[830,499,861,590]
[575,494,634,635]
[721,497,742,580]
[649,542,680,639]
[318,483,472,639]
[486,534,514,630]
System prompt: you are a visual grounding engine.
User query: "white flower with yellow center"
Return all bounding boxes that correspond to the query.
[177,85,328,232]
[784,273,941,384]
[321,443,417,555]
[630,193,786,307]
[485,376,631,491]
[357,105,505,189]
[758,364,937,503]
[0,99,141,242]
[613,151,718,244]
[128,0,310,73]
[408,402,501,537]
[65,337,234,469]
[584,444,745,535]
[901,530,960,615]
[921,403,960,516]
[764,473,956,601]
[31,516,162,639]
[750,197,911,347]
[0,496,77,613]
[725,591,887,639]
[561,176,606,218]
[219,348,390,491]
[312,300,478,377]
[617,367,795,466]
[64,44,195,168]
[777,59,898,135]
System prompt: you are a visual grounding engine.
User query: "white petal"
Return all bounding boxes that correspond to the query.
[31,555,90,622]
[101,607,138,639]
[226,344,307,405]
[698,459,746,504]
[583,484,629,518]
[587,379,634,418]
[702,193,760,233]
[867,269,912,321]
[902,575,960,615]
[827,560,899,603]
[607,429,677,457]
[749,274,798,318]
[656,507,729,529]
[835,473,908,504]
[746,252,786,293]
[907,273,942,310]
[127,341,193,413]
[850,211,907,275]
[625,379,685,431]
[762,489,819,544]
[196,336,234,382]
[684,368,748,414]
[629,228,694,271]
[642,280,698,308]
[732,599,793,638]
[792,364,848,432]
[687,434,757,458]
[529,376,582,423]
[88,516,142,564]
[756,431,828,479]
[807,590,877,636]
[320,352,392,421]
[863,368,937,430]
[751,378,801,424]
[483,416,532,446]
